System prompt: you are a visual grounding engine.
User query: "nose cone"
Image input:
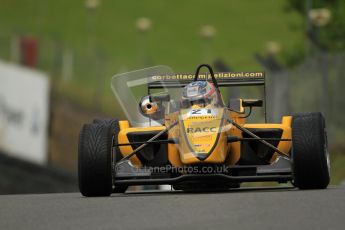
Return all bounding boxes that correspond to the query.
[179,108,225,161]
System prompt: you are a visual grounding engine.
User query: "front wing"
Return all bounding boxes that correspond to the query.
[113,157,292,188]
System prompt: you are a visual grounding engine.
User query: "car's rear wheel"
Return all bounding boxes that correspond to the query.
[78,123,113,196]
[291,112,330,189]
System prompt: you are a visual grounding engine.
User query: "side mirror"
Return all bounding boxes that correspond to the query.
[139,96,159,116]
[242,99,263,107]
[139,94,169,120]
[228,99,245,113]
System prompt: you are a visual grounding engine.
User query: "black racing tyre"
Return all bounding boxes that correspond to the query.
[78,123,113,196]
[92,118,123,162]
[291,112,330,189]
[93,118,128,193]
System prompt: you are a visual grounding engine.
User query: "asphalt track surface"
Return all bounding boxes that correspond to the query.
[1,186,344,230]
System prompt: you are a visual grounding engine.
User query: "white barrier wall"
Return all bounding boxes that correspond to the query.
[0,61,50,165]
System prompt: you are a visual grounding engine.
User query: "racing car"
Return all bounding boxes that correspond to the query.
[78,64,330,196]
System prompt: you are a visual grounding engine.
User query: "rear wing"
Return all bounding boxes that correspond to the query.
[148,72,265,89]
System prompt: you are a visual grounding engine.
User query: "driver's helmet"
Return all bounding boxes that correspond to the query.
[182,81,219,107]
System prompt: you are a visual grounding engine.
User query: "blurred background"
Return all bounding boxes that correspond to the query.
[0,0,344,194]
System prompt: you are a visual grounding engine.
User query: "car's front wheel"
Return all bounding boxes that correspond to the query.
[92,118,128,193]
[291,112,330,189]
[78,123,113,196]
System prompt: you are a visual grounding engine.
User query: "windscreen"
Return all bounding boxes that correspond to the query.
[111,66,182,127]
